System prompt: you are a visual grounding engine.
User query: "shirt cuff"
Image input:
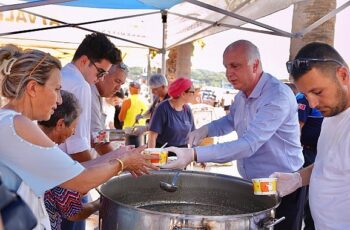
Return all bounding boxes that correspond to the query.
[195,146,214,163]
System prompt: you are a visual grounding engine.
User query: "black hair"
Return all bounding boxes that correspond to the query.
[72,33,121,64]
[38,90,81,128]
[291,42,348,81]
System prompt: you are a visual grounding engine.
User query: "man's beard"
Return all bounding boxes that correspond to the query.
[327,83,348,117]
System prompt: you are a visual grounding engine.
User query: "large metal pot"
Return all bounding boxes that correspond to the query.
[98,170,282,230]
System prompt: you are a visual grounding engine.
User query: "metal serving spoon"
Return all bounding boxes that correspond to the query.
[159,171,181,192]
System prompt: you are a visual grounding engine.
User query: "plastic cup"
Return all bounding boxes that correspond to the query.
[252,178,277,195]
[144,148,168,166]
[92,130,110,143]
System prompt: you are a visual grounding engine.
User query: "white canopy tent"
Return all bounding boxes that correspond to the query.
[1,0,349,74]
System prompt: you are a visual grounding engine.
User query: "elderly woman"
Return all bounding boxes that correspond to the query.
[147,77,195,150]
[38,90,100,230]
[0,46,157,229]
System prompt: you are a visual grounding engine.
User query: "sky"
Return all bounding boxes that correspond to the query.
[113,0,350,80]
[190,0,350,80]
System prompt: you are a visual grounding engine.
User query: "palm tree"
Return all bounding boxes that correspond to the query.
[290,0,336,60]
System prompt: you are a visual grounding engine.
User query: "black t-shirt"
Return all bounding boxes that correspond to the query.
[114,105,123,129]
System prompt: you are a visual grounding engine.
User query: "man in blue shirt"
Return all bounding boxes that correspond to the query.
[297,93,323,167]
[296,92,323,230]
[164,40,305,230]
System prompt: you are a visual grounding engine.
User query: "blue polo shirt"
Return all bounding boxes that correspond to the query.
[296,93,323,148]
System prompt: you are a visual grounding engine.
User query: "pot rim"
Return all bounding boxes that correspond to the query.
[97,170,281,220]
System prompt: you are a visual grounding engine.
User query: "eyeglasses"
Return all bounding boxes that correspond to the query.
[286,58,343,74]
[89,58,109,79]
[185,90,195,94]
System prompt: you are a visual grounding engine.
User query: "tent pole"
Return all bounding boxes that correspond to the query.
[168,12,289,37]
[184,0,293,37]
[161,10,167,76]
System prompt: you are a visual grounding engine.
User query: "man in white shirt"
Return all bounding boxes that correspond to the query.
[60,33,119,230]
[60,32,120,162]
[271,42,350,229]
[91,62,128,155]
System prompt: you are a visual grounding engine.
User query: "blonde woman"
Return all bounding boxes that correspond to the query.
[0,46,157,229]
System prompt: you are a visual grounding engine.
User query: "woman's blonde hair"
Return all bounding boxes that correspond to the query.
[0,45,61,99]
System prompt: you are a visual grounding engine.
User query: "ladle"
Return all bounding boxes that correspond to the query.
[159,171,180,192]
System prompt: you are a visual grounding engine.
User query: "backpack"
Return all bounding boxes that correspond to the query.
[0,176,37,230]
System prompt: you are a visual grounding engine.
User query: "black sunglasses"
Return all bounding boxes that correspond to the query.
[185,88,195,94]
[89,59,109,79]
[118,62,129,72]
[286,58,343,74]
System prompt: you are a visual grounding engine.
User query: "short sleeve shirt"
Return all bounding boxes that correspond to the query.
[0,109,84,196]
[309,108,350,229]
[60,63,91,154]
[296,93,323,147]
[149,100,195,146]
[90,85,106,133]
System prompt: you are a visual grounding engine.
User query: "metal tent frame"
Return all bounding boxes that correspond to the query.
[1,0,349,74]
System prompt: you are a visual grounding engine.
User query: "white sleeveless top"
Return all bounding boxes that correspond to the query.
[0,109,85,229]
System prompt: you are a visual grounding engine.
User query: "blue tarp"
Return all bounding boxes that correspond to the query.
[2,0,301,50]
[24,0,183,9]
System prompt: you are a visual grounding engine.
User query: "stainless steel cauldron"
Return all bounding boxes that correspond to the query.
[98,170,283,230]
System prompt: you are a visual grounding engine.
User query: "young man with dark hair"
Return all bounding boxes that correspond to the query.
[60,32,120,163]
[272,42,350,229]
[60,32,119,230]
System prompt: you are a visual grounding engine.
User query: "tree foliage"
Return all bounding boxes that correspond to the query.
[127,67,228,87]
[190,69,227,87]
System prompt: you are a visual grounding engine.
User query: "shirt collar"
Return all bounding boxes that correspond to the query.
[91,84,101,97]
[65,62,86,81]
[247,72,269,99]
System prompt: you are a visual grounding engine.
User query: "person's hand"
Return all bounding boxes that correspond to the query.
[187,125,209,147]
[161,147,194,169]
[105,145,135,159]
[135,114,143,123]
[131,125,148,136]
[269,172,302,197]
[120,145,159,177]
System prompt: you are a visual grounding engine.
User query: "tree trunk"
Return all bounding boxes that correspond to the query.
[166,42,193,83]
[290,0,336,61]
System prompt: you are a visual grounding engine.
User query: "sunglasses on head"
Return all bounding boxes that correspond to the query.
[286,58,343,74]
[118,62,128,72]
[89,58,109,79]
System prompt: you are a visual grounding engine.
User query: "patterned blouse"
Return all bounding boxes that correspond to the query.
[44,187,83,230]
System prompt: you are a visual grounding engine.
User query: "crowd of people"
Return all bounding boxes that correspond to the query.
[1,32,349,230]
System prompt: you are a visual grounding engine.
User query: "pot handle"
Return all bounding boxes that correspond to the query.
[263,216,285,228]
[172,224,209,230]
